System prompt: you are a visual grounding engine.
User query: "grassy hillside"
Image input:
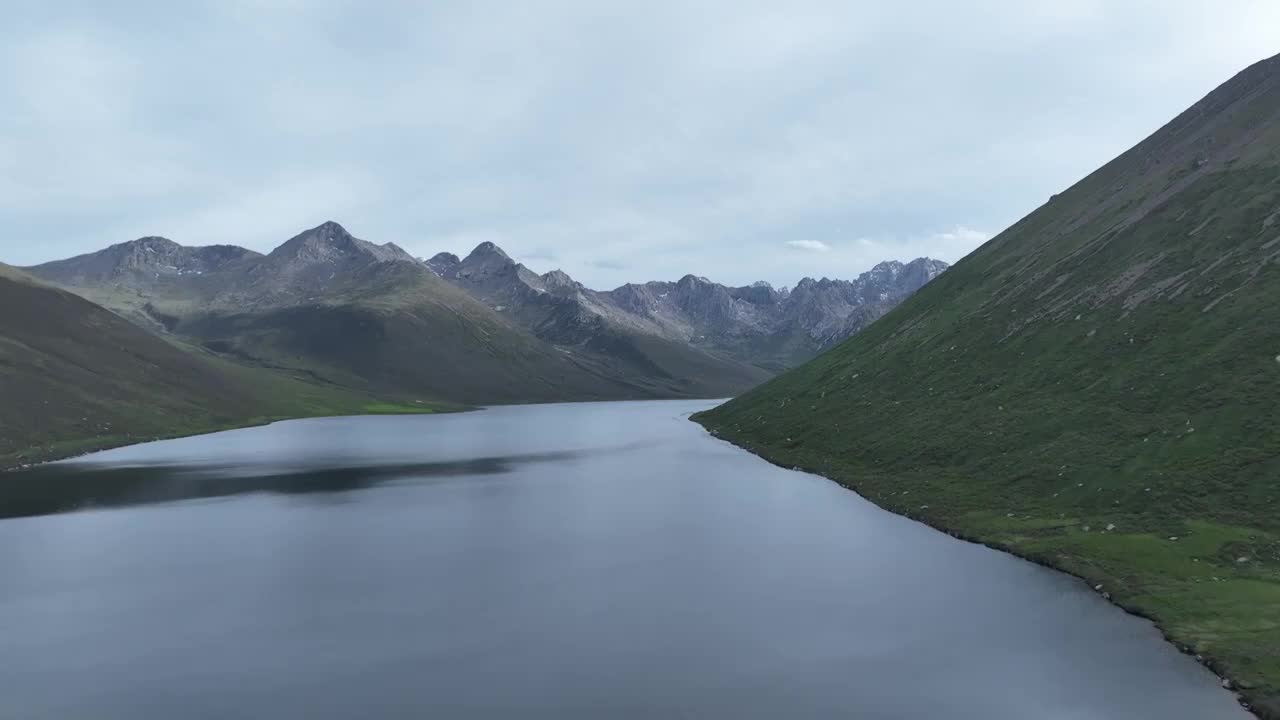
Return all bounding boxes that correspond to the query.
[575,324,772,398]
[170,261,669,404]
[696,53,1280,715]
[0,264,444,469]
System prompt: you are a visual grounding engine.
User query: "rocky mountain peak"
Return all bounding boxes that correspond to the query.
[314,219,348,235]
[452,242,521,285]
[541,269,579,291]
[275,221,357,254]
[426,252,461,276]
[128,236,182,251]
[109,237,188,275]
[732,281,786,306]
[271,221,414,266]
[676,274,716,290]
[867,260,905,275]
[468,241,510,261]
[26,236,262,287]
[415,237,949,371]
[901,257,949,285]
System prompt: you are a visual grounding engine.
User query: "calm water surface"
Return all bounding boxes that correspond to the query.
[0,400,1248,719]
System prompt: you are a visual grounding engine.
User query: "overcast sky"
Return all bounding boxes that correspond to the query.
[2,1,1277,288]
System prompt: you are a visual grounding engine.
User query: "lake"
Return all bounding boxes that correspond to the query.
[0,400,1249,719]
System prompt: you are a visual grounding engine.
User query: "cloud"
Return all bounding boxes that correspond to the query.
[914,226,993,259]
[785,239,831,252]
[2,1,1278,288]
[518,247,560,264]
[587,258,628,271]
[932,226,992,245]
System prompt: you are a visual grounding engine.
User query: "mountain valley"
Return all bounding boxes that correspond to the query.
[25,223,944,405]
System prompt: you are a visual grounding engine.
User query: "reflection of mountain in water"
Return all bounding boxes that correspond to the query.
[0,449,594,521]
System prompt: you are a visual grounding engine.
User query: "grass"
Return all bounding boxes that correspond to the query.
[1016,521,1280,695]
[0,397,451,471]
[0,269,460,471]
[360,400,440,414]
[0,378,453,471]
[696,56,1280,718]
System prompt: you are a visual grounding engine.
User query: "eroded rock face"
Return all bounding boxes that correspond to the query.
[426,252,461,276]
[268,221,416,267]
[28,236,261,287]
[430,240,948,369]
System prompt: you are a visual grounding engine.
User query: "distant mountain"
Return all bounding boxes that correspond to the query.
[425,251,461,276]
[0,263,418,468]
[30,236,260,286]
[26,220,944,405]
[26,222,761,403]
[426,241,772,395]
[434,244,947,372]
[695,52,1280,714]
[28,237,262,331]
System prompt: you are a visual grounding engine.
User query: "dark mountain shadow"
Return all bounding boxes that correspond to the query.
[0,449,593,521]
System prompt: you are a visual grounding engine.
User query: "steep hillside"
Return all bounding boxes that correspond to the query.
[0,264,434,469]
[696,53,1280,715]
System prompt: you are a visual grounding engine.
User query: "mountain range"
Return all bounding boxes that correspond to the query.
[428,241,946,371]
[24,223,945,404]
[696,51,1280,715]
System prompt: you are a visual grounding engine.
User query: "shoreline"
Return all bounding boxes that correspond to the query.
[0,396,715,474]
[4,405,1262,715]
[693,420,1268,720]
[0,405,455,474]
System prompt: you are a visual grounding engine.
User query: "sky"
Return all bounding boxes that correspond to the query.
[2,1,1278,289]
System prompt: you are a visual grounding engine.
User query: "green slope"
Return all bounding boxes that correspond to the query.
[573,324,773,398]
[168,261,654,404]
[0,264,443,469]
[696,53,1280,715]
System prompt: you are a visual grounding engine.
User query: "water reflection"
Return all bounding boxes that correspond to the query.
[0,402,1251,720]
[0,449,603,520]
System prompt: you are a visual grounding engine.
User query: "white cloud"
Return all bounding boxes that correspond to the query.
[1,1,1278,288]
[920,226,993,260]
[785,239,831,252]
[932,226,991,245]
